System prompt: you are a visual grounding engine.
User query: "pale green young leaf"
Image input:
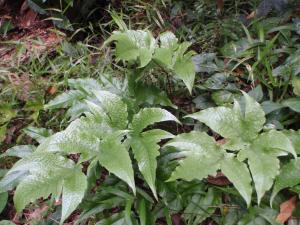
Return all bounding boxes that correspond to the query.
[153,31,178,67]
[168,154,221,182]
[93,90,128,129]
[23,127,53,143]
[187,93,265,141]
[14,174,63,212]
[242,91,266,138]
[7,152,73,175]
[187,105,241,140]
[0,171,27,193]
[61,168,87,224]
[166,132,223,181]
[107,30,156,67]
[37,113,108,160]
[98,134,135,193]
[130,129,173,199]
[0,145,35,159]
[174,54,196,94]
[9,153,73,211]
[165,131,219,154]
[131,108,179,134]
[271,159,300,205]
[44,90,85,110]
[221,157,252,206]
[153,48,173,67]
[159,31,178,49]
[247,152,280,205]
[252,130,296,158]
[67,78,103,94]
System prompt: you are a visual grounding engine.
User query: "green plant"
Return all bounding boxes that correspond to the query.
[106,29,196,93]
[166,92,298,207]
[0,86,180,223]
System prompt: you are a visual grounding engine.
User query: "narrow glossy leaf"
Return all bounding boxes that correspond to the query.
[61,168,87,223]
[98,134,135,193]
[247,152,280,205]
[271,159,300,205]
[166,132,223,181]
[282,98,300,113]
[0,145,35,159]
[261,101,284,114]
[184,188,221,224]
[93,90,128,129]
[130,129,173,198]
[221,157,252,206]
[131,108,179,133]
[0,192,8,213]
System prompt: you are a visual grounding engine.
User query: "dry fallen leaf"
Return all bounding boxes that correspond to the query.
[247,11,256,20]
[171,213,182,225]
[207,172,231,186]
[276,196,297,223]
[47,86,57,95]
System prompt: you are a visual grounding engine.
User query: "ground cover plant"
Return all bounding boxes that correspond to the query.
[1,0,300,224]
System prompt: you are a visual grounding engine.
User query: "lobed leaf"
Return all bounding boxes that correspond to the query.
[131,108,180,133]
[187,92,265,142]
[130,129,173,198]
[221,156,252,206]
[98,133,135,193]
[166,132,223,182]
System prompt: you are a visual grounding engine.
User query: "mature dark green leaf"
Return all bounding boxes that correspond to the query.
[0,192,8,214]
[282,98,300,113]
